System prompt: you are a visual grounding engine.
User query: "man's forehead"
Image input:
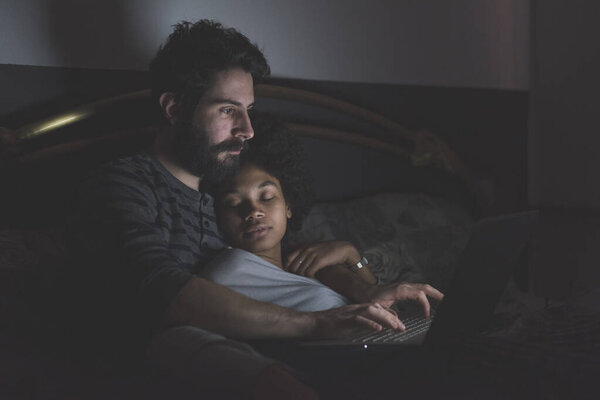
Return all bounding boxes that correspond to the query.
[205,98,250,107]
[202,68,255,104]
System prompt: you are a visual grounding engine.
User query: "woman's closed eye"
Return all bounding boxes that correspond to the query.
[221,197,241,208]
[259,190,278,202]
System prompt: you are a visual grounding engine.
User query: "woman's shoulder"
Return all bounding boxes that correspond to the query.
[211,247,264,264]
[201,248,277,278]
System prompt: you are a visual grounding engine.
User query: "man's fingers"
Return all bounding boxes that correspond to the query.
[415,290,431,319]
[313,302,409,339]
[412,284,443,318]
[422,284,444,301]
[363,303,404,331]
[400,286,432,319]
[353,315,382,331]
[383,305,398,319]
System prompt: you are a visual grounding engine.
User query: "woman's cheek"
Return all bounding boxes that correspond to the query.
[220,213,239,244]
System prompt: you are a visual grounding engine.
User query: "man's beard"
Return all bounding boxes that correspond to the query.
[172,120,247,186]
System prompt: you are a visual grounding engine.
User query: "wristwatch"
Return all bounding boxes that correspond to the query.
[350,256,369,273]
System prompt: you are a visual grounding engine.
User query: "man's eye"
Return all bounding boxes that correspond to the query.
[261,196,275,202]
[221,107,234,115]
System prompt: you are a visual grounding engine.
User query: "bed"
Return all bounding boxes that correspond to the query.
[1,82,598,398]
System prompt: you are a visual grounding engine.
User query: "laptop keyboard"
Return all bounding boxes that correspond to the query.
[348,313,434,344]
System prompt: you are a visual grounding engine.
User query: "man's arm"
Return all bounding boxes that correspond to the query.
[285,240,380,302]
[163,275,404,339]
[162,276,313,338]
[72,164,402,340]
[317,265,443,319]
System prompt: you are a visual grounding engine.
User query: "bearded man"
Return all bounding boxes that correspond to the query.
[69,20,438,399]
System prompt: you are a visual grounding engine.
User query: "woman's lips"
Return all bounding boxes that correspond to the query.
[243,223,270,238]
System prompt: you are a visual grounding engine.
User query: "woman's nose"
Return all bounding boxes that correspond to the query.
[243,203,264,221]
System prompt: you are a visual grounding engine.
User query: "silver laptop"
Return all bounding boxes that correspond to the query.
[299,210,538,349]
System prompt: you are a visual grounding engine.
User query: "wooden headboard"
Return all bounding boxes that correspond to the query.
[0,83,488,226]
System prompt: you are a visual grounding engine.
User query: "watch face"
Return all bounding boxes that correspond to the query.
[349,256,368,272]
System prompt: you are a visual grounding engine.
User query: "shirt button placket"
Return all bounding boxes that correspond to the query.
[199,194,206,247]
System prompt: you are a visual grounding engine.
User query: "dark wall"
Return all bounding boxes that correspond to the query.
[0,64,529,215]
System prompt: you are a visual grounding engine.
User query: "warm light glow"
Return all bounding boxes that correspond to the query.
[33,114,83,135]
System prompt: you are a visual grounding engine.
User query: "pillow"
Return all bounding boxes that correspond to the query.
[289,193,472,287]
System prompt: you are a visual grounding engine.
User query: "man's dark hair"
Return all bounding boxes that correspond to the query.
[238,114,315,233]
[149,19,270,121]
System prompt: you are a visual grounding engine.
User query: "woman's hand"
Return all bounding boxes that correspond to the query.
[285,240,361,277]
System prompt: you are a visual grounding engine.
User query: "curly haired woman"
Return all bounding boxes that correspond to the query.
[203,115,381,311]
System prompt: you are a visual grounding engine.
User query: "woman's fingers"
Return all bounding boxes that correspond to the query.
[284,249,301,270]
[289,249,322,276]
[287,250,310,274]
[285,241,357,276]
[298,253,319,276]
[295,253,310,276]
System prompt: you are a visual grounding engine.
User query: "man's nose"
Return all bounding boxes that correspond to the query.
[234,111,254,140]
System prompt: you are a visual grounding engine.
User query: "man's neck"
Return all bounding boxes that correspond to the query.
[156,154,202,191]
[152,130,202,191]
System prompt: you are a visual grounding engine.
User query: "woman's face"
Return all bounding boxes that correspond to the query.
[216,163,292,261]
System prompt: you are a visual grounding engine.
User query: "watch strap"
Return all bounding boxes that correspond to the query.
[350,256,369,273]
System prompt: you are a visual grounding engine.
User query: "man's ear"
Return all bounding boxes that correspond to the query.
[159,92,179,125]
[286,205,292,219]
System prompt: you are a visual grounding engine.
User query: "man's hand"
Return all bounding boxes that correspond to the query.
[310,302,404,339]
[286,241,361,277]
[365,283,444,319]
[164,277,401,340]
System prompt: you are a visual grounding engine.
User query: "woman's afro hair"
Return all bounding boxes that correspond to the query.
[241,113,315,232]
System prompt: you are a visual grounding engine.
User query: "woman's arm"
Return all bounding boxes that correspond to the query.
[285,241,443,317]
[285,240,377,284]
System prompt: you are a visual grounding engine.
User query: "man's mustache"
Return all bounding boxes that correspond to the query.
[210,139,247,153]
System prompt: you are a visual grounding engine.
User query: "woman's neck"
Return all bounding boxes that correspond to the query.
[255,246,283,270]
